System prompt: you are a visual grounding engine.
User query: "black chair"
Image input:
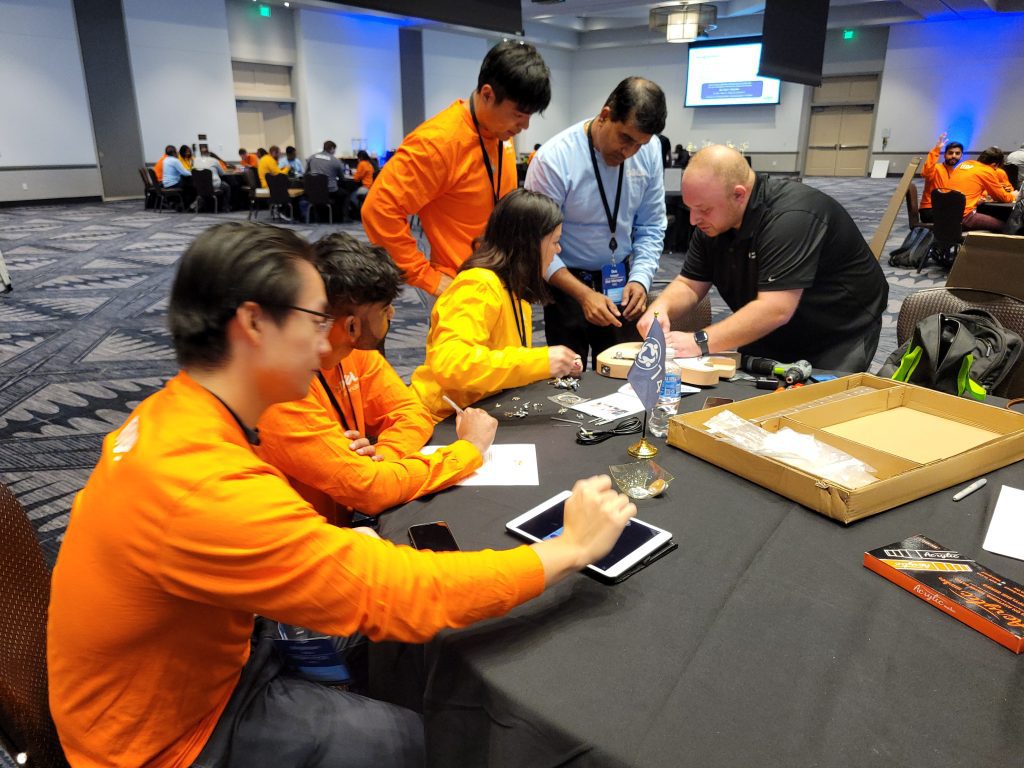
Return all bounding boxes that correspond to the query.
[905,181,932,230]
[0,481,70,768]
[149,168,185,213]
[303,173,334,224]
[917,189,965,273]
[1004,164,1020,189]
[191,169,221,214]
[266,174,297,221]
[139,167,157,209]
[245,167,264,221]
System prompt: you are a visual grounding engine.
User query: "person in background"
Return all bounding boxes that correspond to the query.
[948,146,1016,232]
[307,140,355,221]
[161,147,194,208]
[258,232,493,523]
[281,145,304,177]
[258,145,285,188]
[47,221,635,768]
[527,143,541,165]
[673,144,690,169]
[178,145,194,171]
[1006,142,1024,184]
[919,133,962,223]
[658,133,672,168]
[238,148,259,168]
[362,40,551,298]
[525,76,667,370]
[411,189,582,422]
[153,145,177,183]
[192,146,230,212]
[639,145,887,372]
[351,150,376,217]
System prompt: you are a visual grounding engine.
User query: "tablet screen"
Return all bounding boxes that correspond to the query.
[509,495,670,577]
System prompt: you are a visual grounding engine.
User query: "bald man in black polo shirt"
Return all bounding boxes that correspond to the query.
[639,145,887,371]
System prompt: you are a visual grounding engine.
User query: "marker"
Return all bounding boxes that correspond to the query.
[952,478,987,502]
[442,395,464,415]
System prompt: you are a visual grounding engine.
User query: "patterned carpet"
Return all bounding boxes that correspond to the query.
[0,177,942,569]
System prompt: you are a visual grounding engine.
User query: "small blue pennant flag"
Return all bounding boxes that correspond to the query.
[627,320,666,412]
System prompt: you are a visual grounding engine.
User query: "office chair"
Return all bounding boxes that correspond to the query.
[266,174,297,221]
[0,481,69,767]
[303,173,334,224]
[191,169,220,214]
[917,189,965,273]
[897,287,1024,398]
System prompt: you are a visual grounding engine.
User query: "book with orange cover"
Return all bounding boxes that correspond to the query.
[864,534,1024,653]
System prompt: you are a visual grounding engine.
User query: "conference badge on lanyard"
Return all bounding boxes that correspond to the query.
[602,263,627,305]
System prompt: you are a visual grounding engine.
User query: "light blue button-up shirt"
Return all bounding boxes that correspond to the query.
[162,157,191,188]
[525,119,666,291]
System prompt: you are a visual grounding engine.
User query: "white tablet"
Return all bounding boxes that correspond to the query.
[506,490,673,580]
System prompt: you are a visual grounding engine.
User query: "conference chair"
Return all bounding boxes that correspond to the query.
[149,168,185,213]
[245,167,264,220]
[266,174,301,222]
[303,173,334,224]
[0,481,69,768]
[896,287,1024,398]
[138,167,158,210]
[670,294,713,333]
[191,169,221,214]
[904,181,932,231]
[917,189,965,273]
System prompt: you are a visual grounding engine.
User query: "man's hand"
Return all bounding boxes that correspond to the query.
[560,476,637,569]
[455,407,498,455]
[636,305,671,339]
[936,131,947,148]
[665,330,700,357]
[352,526,381,539]
[345,430,382,461]
[620,282,647,321]
[548,345,583,377]
[434,273,454,297]
[579,289,622,327]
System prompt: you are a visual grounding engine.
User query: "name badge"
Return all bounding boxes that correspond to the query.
[602,262,627,305]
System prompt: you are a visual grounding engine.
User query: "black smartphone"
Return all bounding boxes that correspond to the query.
[408,521,460,551]
[702,396,735,409]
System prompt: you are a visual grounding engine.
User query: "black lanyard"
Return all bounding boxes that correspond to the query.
[206,390,260,445]
[508,289,527,347]
[317,369,355,433]
[469,95,503,206]
[586,120,624,256]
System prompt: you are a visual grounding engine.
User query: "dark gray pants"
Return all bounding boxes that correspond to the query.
[191,619,424,768]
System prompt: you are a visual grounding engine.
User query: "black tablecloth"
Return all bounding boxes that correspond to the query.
[372,375,1024,768]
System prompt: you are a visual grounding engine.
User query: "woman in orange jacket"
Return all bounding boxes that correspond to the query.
[411,189,583,421]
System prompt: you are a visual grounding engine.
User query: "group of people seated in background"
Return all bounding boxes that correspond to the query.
[54,39,902,767]
[919,132,1018,232]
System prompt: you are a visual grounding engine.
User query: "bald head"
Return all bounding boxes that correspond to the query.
[682,145,756,237]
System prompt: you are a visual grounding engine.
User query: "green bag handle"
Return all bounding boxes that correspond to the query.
[891,345,923,383]
[956,354,987,401]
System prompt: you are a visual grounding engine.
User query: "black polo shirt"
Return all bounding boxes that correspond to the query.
[681,175,888,368]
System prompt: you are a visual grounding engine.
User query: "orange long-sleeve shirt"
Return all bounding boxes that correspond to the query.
[47,371,544,768]
[361,100,518,294]
[948,161,1015,216]
[354,159,375,189]
[411,268,551,422]
[154,154,168,182]
[257,348,482,522]
[920,143,956,210]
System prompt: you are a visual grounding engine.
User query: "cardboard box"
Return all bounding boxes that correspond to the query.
[947,232,1024,302]
[666,374,1024,524]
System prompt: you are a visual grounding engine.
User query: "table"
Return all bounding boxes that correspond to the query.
[978,201,1012,222]
[372,375,1024,767]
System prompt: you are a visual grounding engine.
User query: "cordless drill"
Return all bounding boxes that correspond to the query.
[742,356,813,385]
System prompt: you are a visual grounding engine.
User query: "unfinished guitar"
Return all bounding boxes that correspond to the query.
[595,342,738,386]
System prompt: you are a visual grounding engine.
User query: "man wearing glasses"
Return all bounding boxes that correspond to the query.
[47,222,636,768]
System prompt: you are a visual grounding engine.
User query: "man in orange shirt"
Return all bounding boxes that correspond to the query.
[258,232,494,524]
[949,146,1016,232]
[919,133,961,223]
[362,40,551,297]
[153,144,177,183]
[47,222,635,768]
[238,147,259,168]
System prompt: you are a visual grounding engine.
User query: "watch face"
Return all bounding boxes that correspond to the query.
[695,331,708,343]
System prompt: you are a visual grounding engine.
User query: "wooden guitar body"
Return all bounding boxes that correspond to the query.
[595,342,738,386]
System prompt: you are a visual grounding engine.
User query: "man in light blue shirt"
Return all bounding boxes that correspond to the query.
[162,155,191,189]
[280,146,304,177]
[525,77,667,369]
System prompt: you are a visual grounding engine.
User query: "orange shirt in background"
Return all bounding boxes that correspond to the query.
[920,143,956,210]
[354,159,375,189]
[258,348,482,523]
[47,371,544,768]
[362,100,518,294]
[153,154,169,182]
[947,161,1016,216]
[240,153,259,168]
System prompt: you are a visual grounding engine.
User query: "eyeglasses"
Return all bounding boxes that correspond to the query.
[272,304,335,334]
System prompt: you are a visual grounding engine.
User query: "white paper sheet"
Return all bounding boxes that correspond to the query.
[982,485,1024,561]
[570,391,646,421]
[419,443,539,486]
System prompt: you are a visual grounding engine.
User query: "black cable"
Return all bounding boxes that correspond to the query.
[575,416,643,445]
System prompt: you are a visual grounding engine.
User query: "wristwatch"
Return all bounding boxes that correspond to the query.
[694,330,710,357]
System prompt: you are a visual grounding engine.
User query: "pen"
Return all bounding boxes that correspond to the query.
[442,395,464,415]
[952,478,987,502]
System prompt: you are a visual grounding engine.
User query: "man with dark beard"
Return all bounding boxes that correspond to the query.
[257,232,497,525]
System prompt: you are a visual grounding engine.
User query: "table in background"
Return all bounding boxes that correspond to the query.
[372,375,1024,768]
[978,200,1013,222]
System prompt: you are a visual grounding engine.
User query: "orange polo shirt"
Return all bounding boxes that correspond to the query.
[240,153,258,168]
[920,143,957,210]
[948,161,1016,216]
[354,159,375,189]
[47,371,544,768]
[258,348,482,523]
[362,100,518,294]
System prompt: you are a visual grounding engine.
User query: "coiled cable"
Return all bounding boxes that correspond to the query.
[575,416,643,445]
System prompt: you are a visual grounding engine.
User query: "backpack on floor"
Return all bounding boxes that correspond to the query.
[887,226,934,269]
[876,309,1022,400]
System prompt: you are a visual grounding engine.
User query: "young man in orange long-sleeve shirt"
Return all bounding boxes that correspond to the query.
[47,222,635,768]
[919,133,962,222]
[258,232,494,524]
[362,40,551,297]
[948,146,1016,232]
